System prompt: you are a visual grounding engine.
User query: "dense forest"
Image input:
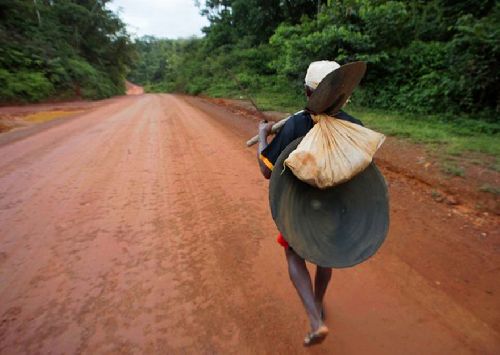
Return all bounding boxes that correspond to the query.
[0,0,135,102]
[130,0,499,120]
[1,0,498,121]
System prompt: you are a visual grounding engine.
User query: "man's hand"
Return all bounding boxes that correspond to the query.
[257,120,273,179]
[259,120,274,137]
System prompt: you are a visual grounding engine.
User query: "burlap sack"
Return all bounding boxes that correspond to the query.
[284,114,385,189]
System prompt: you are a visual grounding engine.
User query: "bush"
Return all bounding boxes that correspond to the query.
[130,1,499,121]
[0,69,54,102]
[65,58,124,99]
[0,0,134,103]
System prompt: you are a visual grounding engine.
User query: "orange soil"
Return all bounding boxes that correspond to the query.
[0,94,498,353]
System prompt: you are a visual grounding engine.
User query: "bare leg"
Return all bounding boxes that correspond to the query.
[314,266,332,319]
[285,248,323,331]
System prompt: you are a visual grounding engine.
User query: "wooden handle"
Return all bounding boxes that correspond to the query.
[246,117,290,147]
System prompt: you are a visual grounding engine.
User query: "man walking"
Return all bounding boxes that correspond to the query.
[257,60,363,346]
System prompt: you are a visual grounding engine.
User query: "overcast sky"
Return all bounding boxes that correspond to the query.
[107,0,209,39]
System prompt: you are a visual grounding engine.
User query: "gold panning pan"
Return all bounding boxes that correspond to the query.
[306,61,367,115]
[269,137,390,268]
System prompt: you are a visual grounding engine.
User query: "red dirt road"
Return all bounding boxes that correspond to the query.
[0,94,499,354]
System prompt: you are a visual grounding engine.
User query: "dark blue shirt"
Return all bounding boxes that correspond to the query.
[260,110,363,170]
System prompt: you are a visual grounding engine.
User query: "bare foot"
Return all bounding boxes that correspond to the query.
[303,325,329,347]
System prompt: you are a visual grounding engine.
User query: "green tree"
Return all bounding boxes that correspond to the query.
[130,0,499,119]
[0,0,136,102]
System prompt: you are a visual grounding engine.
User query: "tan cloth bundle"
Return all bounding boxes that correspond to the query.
[284,114,385,189]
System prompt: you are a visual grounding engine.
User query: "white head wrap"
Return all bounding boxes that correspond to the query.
[305,60,340,90]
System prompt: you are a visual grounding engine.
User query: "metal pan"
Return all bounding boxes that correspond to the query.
[269,136,389,268]
[306,61,367,115]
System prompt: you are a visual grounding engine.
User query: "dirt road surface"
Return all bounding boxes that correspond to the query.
[0,94,499,354]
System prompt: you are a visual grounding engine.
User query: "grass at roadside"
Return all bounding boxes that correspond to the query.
[214,89,499,172]
[346,106,499,158]
[229,91,499,164]
[190,71,499,172]
[251,91,306,114]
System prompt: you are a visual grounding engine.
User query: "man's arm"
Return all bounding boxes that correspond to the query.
[257,121,273,179]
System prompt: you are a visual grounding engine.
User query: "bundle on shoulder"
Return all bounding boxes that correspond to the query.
[284,114,385,189]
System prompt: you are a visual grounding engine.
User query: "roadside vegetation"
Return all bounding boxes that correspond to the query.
[1,1,498,165]
[0,0,136,103]
[129,0,499,161]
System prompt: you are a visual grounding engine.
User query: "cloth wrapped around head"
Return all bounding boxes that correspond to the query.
[305,60,340,90]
